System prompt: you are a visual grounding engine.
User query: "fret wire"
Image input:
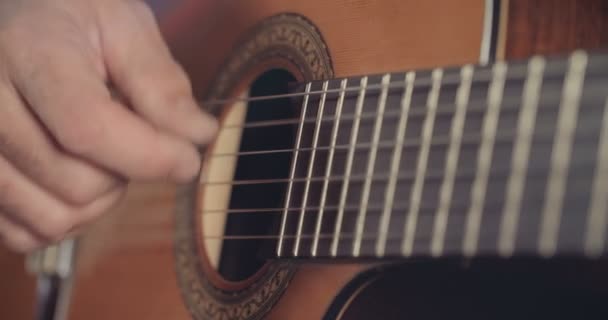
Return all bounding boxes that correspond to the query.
[431,65,474,257]
[353,74,391,257]
[277,82,311,256]
[463,61,507,257]
[539,50,588,257]
[311,79,348,256]
[376,72,415,257]
[584,97,608,257]
[402,68,443,256]
[294,80,329,256]
[331,76,368,257]
[498,56,546,257]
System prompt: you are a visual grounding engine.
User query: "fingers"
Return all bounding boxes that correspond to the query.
[9,40,202,183]
[0,0,218,253]
[0,154,125,252]
[99,0,218,145]
[0,81,119,206]
[0,214,42,252]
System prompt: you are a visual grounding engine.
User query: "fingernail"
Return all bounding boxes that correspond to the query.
[177,97,219,145]
[193,111,218,145]
[173,145,201,183]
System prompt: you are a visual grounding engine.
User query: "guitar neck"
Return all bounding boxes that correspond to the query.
[275,50,608,260]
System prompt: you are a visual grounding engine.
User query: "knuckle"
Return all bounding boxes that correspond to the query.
[2,232,38,253]
[136,140,176,180]
[58,174,116,207]
[142,70,191,103]
[54,113,105,156]
[144,151,174,179]
[137,70,195,122]
[75,184,125,223]
[59,184,100,207]
[83,205,109,222]
[39,211,73,241]
[0,175,15,201]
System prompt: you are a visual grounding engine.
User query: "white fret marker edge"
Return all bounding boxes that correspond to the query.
[376,72,415,257]
[498,56,545,257]
[584,97,608,257]
[431,65,473,257]
[463,61,507,257]
[402,68,443,256]
[293,80,329,256]
[539,50,587,257]
[353,74,391,257]
[330,77,368,257]
[311,79,348,257]
[277,83,311,256]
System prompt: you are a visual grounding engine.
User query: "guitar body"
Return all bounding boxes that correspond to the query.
[0,247,36,320]
[26,0,608,319]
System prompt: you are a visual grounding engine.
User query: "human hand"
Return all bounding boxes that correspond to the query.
[0,0,217,252]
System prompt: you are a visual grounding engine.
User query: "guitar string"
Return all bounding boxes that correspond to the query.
[201,70,498,106]
[197,226,577,241]
[217,88,572,132]
[195,165,595,218]
[191,92,602,236]
[200,138,598,187]
[206,97,605,159]
[199,129,599,186]
[89,56,604,248]
[198,61,581,107]
[97,181,594,244]
[115,206,594,243]
[85,228,558,250]
[208,123,600,159]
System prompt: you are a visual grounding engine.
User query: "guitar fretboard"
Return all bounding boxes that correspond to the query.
[272,50,608,260]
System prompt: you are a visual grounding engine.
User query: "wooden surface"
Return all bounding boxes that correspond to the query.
[504,0,608,59]
[164,0,485,97]
[0,247,36,320]
[66,1,486,319]
[66,183,192,320]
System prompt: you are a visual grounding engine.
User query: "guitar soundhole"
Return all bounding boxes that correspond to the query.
[200,69,297,282]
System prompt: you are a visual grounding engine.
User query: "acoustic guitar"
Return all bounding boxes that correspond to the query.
[5,0,608,319]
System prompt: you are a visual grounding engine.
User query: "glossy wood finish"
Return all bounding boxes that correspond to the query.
[0,246,36,320]
[67,184,192,320]
[504,0,608,59]
[66,1,485,319]
[65,183,368,320]
[164,0,485,97]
